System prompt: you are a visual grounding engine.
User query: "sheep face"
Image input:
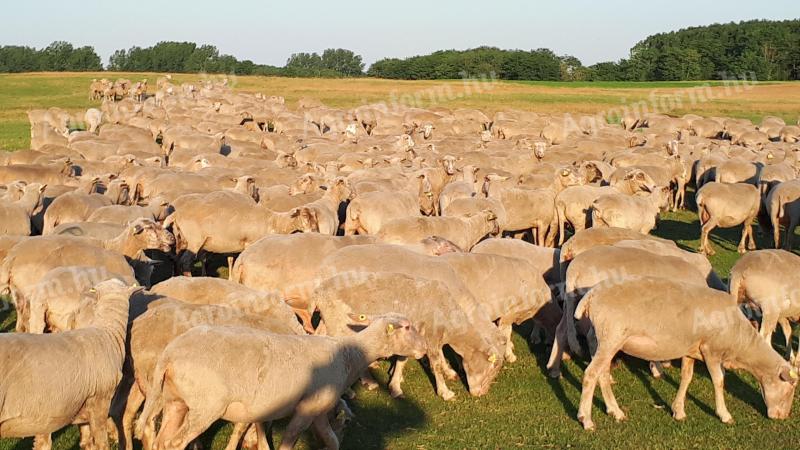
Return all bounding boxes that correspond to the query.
[131,219,175,252]
[763,365,798,419]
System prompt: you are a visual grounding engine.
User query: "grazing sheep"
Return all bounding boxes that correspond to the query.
[313,272,503,400]
[695,182,761,255]
[138,315,426,450]
[0,279,139,450]
[344,190,428,236]
[547,245,710,378]
[439,252,553,362]
[574,277,797,430]
[729,250,800,357]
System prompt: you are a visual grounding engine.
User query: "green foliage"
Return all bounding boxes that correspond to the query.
[589,19,800,82]
[368,46,564,81]
[0,41,101,73]
[284,49,365,77]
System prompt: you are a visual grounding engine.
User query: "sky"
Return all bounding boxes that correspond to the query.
[3,0,799,68]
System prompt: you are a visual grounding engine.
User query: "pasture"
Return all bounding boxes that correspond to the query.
[1,73,800,450]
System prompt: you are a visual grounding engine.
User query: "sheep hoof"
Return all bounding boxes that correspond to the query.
[440,390,456,401]
[672,410,687,421]
[547,368,562,379]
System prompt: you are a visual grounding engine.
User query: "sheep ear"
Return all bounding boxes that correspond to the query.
[319,185,328,191]
[133,224,145,234]
[39,184,48,193]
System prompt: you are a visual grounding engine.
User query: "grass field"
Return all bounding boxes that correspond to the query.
[1,73,800,449]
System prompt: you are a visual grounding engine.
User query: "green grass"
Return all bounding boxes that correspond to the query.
[2,73,800,449]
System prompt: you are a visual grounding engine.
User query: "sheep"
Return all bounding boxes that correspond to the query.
[0,236,137,331]
[438,165,479,213]
[574,277,797,430]
[439,252,553,362]
[695,182,761,255]
[298,177,351,235]
[765,179,800,249]
[344,189,431,236]
[312,272,503,400]
[137,314,426,450]
[318,243,507,398]
[42,181,119,233]
[120,298,305,450]
[482,175,558,246]
[85,108,103,133]
[0,279,139,450]
[26,265,135,333]
[729,250,800,358]
[149,276,303,334]
[0,182,46,236]
[546,245,711,378]
[590,187,670,235]
[164,191,319,275]
[230,234,378,331]
[376,210,499,251]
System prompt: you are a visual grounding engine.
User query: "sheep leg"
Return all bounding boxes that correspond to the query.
[359,368,380,391]
[671,357,695,420]
[499,323,516,363]
[577,341,619,431]
[33,434,52,450]
[778,318,794,360]
[121,383,145,450]
[546,317,568,378]
[699,219,717,255]
[223,423,248,450]
[760,311,779,346]
[277,412,315,450]
[310,415,339,450]
[388,357,408,398]
[785,215,799,250]
[428,352,456,401]
[774,216,783,249]
[599,367,625,422]
[745,220,757,251]
[157,400,217,450]
[227,257,235,280]
[436,348,459,380]
[87,396,112,450]
[704,356,733,424]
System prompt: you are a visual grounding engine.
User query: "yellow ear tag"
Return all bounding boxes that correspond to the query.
[89,288,97,293]
[791,368,798,380]
[358,314,367,321]
[561,169,570,176]
[488,354,497,364]
[386,323,395,335]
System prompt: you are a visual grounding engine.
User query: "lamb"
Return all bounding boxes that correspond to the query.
[729,250,800,357]
[695,182,761,255]
[137,314,426,450]
[121,298,305,450]
[376,210,499,251]
[574,277,797,430]
[312,272,503,400]
[0,182,46,236]
[164,191,319,275]
[547,245,710,378]
[0,279,139,450]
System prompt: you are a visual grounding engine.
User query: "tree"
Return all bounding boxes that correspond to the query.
[320,48,364,76]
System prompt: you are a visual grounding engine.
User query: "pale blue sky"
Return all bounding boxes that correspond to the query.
[3,0,799,68]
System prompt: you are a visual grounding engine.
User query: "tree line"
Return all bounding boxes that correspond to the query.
[1,19,798,80]
[0,41,102,72]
